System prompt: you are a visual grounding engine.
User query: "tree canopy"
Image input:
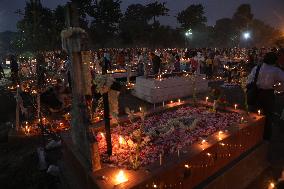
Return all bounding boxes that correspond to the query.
[8,0,283,52]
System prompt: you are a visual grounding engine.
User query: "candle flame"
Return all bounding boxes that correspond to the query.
[100,132,104,138]
[269,182,275,189]
[115,170,128,184]
[119,136,125,145]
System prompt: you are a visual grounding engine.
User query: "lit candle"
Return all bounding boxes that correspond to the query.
[119,136,125,147]
[178,99,181,103]
[205,97,209,103]
[115,170,128,185]
[258,110,261,116]
[159,153,162,165]
[207,153,211,157]
[218,131,223,140]
[177,149,180,157]
[184,164,190,169]
[139,107,142,112]
[234,104,238,110]
[153,184,157,188]
[162,101,165,107]
[241,117,244,123]
[170,100,173,104]
[220,143,225,146]
[100,132,105,138]
[268,182,275,189]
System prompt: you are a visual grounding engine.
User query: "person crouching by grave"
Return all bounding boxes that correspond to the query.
[150,52,161,75]
[10,55,19,85]
[247,52,284,140]
[54,79,70,109]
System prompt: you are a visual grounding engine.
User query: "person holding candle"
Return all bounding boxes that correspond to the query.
[247,52,284,140]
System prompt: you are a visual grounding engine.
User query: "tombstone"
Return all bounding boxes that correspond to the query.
[61,3,101,172]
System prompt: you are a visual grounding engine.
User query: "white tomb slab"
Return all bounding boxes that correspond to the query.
[133,74,209,103]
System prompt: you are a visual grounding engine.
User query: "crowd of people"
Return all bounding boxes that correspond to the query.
[1,47,284,137]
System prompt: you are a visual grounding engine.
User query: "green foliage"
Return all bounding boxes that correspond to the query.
[17,1,55,51]
[177,4,207,30]
[10,1,284,50]
[232,4,254,31]
[89,0,122,47]
[145,1,169,23]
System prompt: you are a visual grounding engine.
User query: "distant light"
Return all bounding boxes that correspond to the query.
[185,29,193,37]
[243,32,251,40]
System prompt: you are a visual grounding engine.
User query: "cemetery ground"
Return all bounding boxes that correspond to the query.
[0,81,283,189]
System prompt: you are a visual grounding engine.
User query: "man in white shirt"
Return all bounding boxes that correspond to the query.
[247,52,284,140]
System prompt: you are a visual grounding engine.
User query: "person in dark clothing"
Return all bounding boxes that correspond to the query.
[0,63,5,79]
[150,52,161,75]
[174,53,181,72]
[10,55,19,84]
[36,53,46,88]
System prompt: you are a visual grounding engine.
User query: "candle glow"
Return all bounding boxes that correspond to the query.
[115,170,128,185]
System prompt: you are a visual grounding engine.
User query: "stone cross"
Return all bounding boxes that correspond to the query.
[62,2,101,172]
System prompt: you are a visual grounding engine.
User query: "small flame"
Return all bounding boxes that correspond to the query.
[100,132,105,138]
[119,136,125,145]
[115,170,128,184]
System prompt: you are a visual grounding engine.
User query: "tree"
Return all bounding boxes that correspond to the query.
[213,18,236,47]
[177,4,207,30]
[119,4,150,46]
[232,4,253,31]
[145,1,169,23]
[89,0,122,47]
[51,5,66,49]
[250,19,282,47]
[70,0,93,29]
[17,0,55,51]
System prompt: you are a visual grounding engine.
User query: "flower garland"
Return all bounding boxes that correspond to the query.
[93,75,114,94]
[97,106,241,169]
[61,27,86,39]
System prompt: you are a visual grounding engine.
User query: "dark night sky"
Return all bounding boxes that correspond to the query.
[0,0,283,32]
